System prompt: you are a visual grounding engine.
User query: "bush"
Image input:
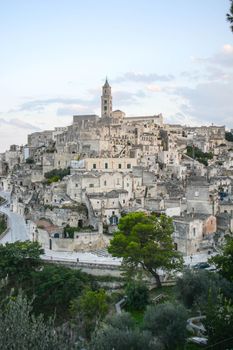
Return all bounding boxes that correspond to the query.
[176,269,209,308]
[143,302,188,350]
[26,157,34,164]
[91,313,162,350]
[125,280,149,310]
[186,145,213,166]
[225,132,233,142]
[176,269,233,310]
[209,237,233,282]
[70,289,109,338]
[204,294,233,349]
[27,265,91,320]
[0,216,7,235]
[0,293,81,350]
[45,168,70,184]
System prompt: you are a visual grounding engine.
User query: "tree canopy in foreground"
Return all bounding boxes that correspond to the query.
[209,236,233,282]
[0,240,43,281]
[108,212,183,287]
[227,0,233,32]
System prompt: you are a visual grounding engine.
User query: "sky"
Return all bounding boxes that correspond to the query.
[0,0,233,152]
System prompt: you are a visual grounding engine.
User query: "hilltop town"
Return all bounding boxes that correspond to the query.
[1,79,233,257]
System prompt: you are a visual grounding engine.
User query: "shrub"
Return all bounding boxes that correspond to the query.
[91,313,162,350]
[0,293,81,350]
[143,302,188,350]
[125,280,149,310]
[175,269,233,310]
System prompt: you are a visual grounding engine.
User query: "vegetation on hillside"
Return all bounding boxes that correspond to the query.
[26,157,35,164]
[186,146,213,166]
[0,216,7,235]
[225,131,233,142]
[0,196,5,205]
[1,226,233,348]
[44,167,70,184]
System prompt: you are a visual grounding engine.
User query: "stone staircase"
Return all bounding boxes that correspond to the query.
[90,247,111,257]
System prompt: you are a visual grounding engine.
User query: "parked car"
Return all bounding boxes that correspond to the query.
[187,336,208,346]
[192,262,216,271]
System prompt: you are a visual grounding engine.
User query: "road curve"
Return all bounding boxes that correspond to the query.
[0,191,29,244]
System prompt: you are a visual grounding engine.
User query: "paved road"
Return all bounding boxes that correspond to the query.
[0,191,29,243]
[0,191,214,269]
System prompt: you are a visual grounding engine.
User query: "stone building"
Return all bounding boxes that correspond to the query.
[28,130,53,148]
[173,213,216,255]
[186,176,218,215]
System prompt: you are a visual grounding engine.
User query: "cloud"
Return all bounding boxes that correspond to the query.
[114,72,175,83]
[13,97,99,114]
[180,70,201,81]
[166,112,201,126]
[113,90,147,106]
[193,44,233,68]
[56,105,95,116]
[146,84,162,92]
[172,80,233,126]
[0,118,40,131]
[0,119,41,152]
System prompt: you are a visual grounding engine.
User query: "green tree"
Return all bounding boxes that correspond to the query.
[125,280,149,311]
[44,168,70,184]
[26,157,35,164]
[70,288,109,338]
[143,302,188,350]
[0,241,43,282]
[28,265,90,319]
[108,213,183,288]
[204,294,233,349]
[186,145,213,166]
[176,269,233,310]
[209,237,233,282]
[91,312,161,350]
[227,0,233,32]
[0,215,7,235]
[225,131,233,142]
[0,292,81,350]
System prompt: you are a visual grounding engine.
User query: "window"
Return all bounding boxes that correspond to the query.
[104,106,107,111]
[118,164,122,169]
[93,163,96,169]
[75,184,78,187]
[127,164,131,169]
[104,180,107,186]
[89,184,94,188]
[105,163,108,169]
[104,100,107,104]
[110,214,118,226]
[193,228,196,236]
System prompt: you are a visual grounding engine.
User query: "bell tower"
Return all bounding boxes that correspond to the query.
[101,78,112,118]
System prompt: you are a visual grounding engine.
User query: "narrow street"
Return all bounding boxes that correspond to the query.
[0,191,29,243]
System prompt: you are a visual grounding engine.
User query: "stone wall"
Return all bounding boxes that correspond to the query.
[50,232,106,252]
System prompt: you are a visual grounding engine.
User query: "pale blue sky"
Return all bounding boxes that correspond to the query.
[0,0,232,151]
